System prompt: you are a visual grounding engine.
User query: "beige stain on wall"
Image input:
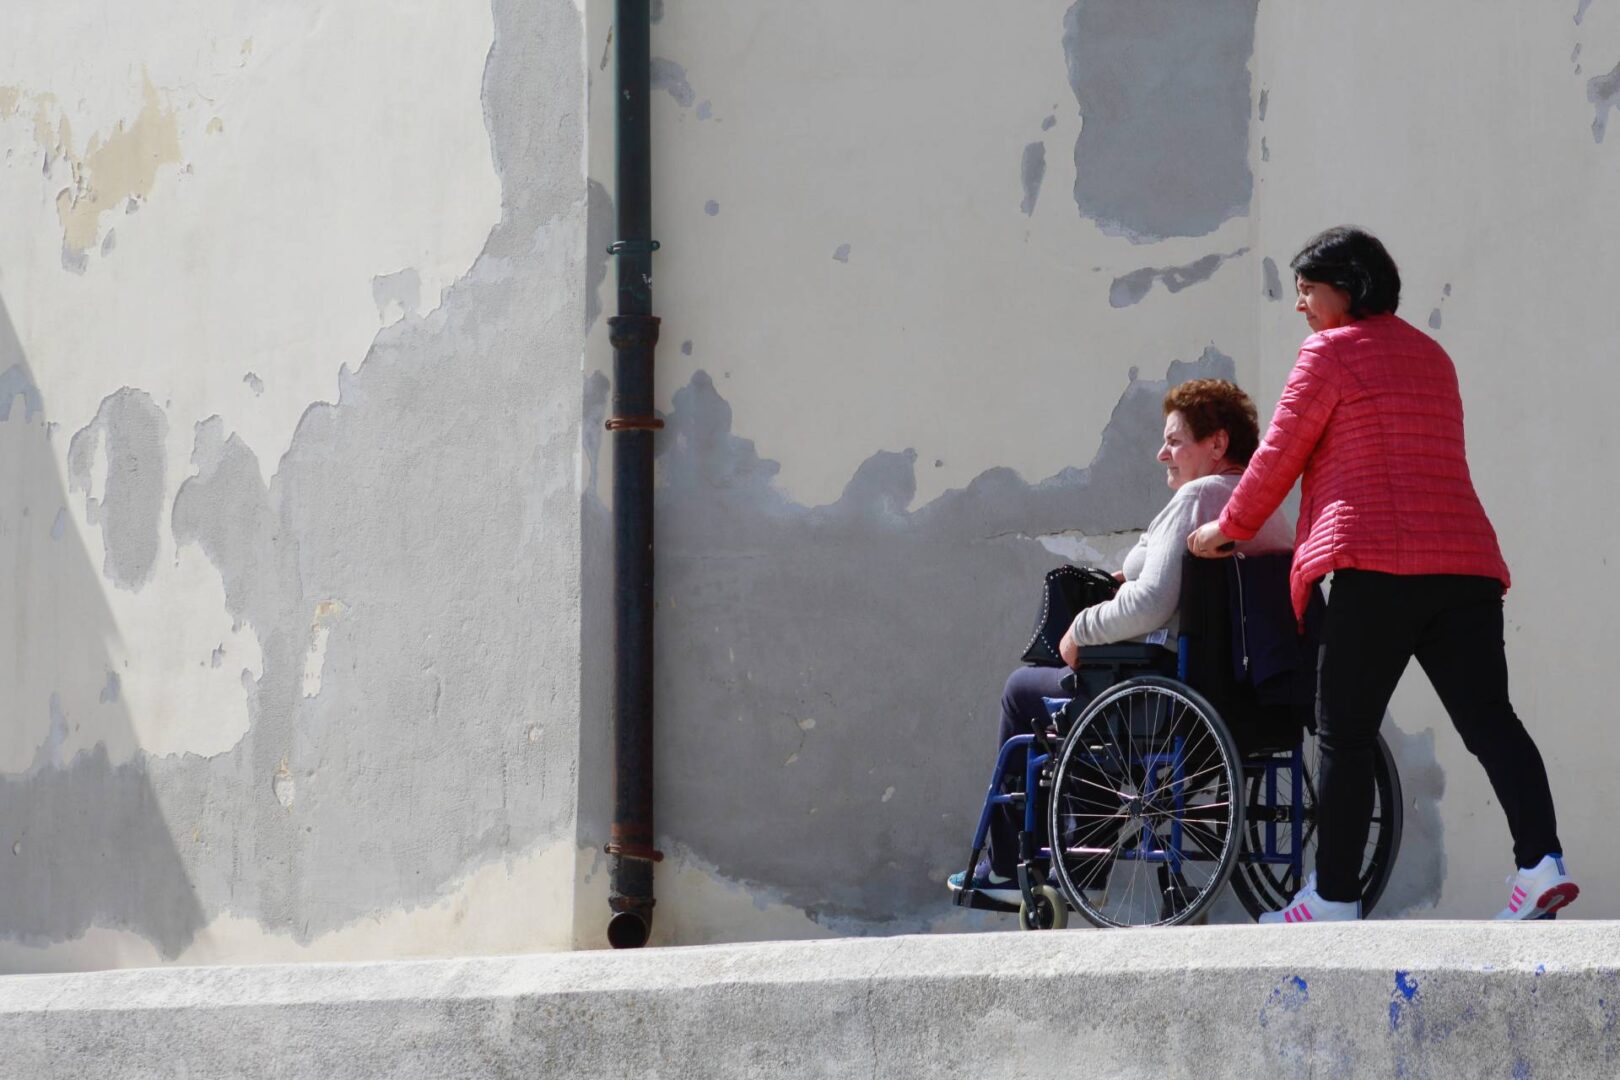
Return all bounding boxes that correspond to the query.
[1,75,183,258]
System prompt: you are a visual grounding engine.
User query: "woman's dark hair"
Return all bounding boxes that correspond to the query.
[1289,226,1401,317]
[1163,379,1260,466]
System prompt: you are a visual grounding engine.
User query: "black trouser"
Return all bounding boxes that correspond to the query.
[1314,570,1562,902]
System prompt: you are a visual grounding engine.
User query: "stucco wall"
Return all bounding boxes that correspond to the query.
[3,0,1618,970]
[0,0,591,969]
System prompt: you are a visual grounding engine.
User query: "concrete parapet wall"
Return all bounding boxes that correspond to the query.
[4,923,1618,1078]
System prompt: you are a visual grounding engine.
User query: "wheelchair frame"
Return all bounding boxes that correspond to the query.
[954,638,1402,929]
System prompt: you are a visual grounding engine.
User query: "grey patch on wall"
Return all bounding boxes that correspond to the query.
[585,178,613,332]
[833,243,851,263]
[1588,61,1620,142]
[66,388,168,592]
[1109,248,1249,308]
[696,100,712,121]
[1041,113,1056,131]
[0,0,589,958]
[680,339,693,356]
[1428,308,1442,330]
[649,57,694,108]
[99,672,121,704]
[634,348,1236,925]
[101,230,117,257]
[1258,87,1269,120]
[1261,136,1269,162]
[243,372,265,397]
[1062,0,1258,241]
[0,365,43,422]
[1262,256,1283,301]
[1372,720,1446,915]
[1020,141,1047,216]
[704,199,719,216]
[650,0,664,22]
[1576,0,1595,24]
[50,507,67,541]
[370,268,421,322]
[60,241,88,276]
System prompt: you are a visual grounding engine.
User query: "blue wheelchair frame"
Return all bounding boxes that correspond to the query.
[955,635,1308,918]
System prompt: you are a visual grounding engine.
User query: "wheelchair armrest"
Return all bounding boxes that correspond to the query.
[1077,643,1172,665]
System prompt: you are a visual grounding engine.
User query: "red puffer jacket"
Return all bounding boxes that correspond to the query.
[1218,314,1510,622]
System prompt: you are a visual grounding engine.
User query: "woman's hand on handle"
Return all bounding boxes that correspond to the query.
[1187,521,1235,559]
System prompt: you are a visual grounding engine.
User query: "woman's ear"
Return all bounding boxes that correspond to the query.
[1211,430,1229,459]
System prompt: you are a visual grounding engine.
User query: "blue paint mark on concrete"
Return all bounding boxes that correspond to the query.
[1396,971,1420,1000]
[1259,974,1309,1028]
[1513,1060,1532,1079]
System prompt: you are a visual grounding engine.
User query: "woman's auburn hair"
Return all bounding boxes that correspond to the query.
[1163,379,1260,466]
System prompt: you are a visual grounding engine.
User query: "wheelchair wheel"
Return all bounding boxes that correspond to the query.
[1229,730,1404,920]
[1047,676,1244,928]
[1018,885,1069,931]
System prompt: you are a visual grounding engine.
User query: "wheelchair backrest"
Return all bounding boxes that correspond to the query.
[1178,552,1321,749]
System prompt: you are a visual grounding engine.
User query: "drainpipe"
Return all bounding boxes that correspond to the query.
[604,0,662,950]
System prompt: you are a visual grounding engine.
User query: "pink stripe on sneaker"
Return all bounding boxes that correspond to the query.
[1302,906,1314,921]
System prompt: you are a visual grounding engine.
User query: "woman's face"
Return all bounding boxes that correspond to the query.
[1295,275,1354,332]
[1158,410,1228,491]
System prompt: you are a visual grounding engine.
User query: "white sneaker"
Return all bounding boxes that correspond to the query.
[1258,874,1361,924]
[1495,854,1579,920]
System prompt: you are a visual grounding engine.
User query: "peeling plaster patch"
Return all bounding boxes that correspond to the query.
[371,268,422,325]
[641,350,1240,921]
[99,672,121,705]
[66,388,168,591]
[272,758,295,809]
[704,199,719,216]
[649,57,695,108]
[60,242,88,276]
[1063,0,1258,241]
[1261,136,1269,162]
[1262,256,1283,301]
[51,75,183,262]
[50,508,66,541]
[681,340,693,356]
[1041,113,1057,131]
[584,370,609,500]
[1588,61,1620,143]
[1258,87,1269,120]
[696,100,713,121]
[1428,308,1443,330]
[243,372,265,397]
[1109,248,1249,308]
[1020,141,1047,216]
[210,645,226,669]
[1373,720,1446,915]
[650,0,664,23]
[100,229,116,257]
[0,366,43,422]
[301,600,347,699]
[833,243,851,263]
[585,179,613,331]
[1577,0,1596,24]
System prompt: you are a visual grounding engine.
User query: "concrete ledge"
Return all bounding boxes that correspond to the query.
[4,923,1619,1078]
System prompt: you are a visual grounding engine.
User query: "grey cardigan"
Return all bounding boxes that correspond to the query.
[1070,472,1293,647]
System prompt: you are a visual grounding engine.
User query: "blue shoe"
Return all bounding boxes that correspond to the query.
[947,861,1021,905]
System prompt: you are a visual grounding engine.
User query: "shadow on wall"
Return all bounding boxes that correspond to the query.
[579,348,1449,934]
[0,292,206,965]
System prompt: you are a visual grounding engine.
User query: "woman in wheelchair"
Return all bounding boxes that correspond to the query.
[948,379,1292,916]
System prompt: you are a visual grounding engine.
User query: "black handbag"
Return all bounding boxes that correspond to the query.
[1020,565,1120,666]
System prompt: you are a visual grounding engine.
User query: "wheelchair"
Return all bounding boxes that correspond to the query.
[953,553,1403,929]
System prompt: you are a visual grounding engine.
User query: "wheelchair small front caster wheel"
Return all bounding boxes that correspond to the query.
[1019,885,1068,931]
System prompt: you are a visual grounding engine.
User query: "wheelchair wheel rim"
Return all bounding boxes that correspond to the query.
[1047,676,1244,928]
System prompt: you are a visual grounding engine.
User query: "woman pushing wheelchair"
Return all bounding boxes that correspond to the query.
[1189,226,1579,923]
[948,378,1292,906]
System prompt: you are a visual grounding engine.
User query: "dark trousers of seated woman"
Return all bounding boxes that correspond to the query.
[1314,570,1563,903]
[990,659,1173,879]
